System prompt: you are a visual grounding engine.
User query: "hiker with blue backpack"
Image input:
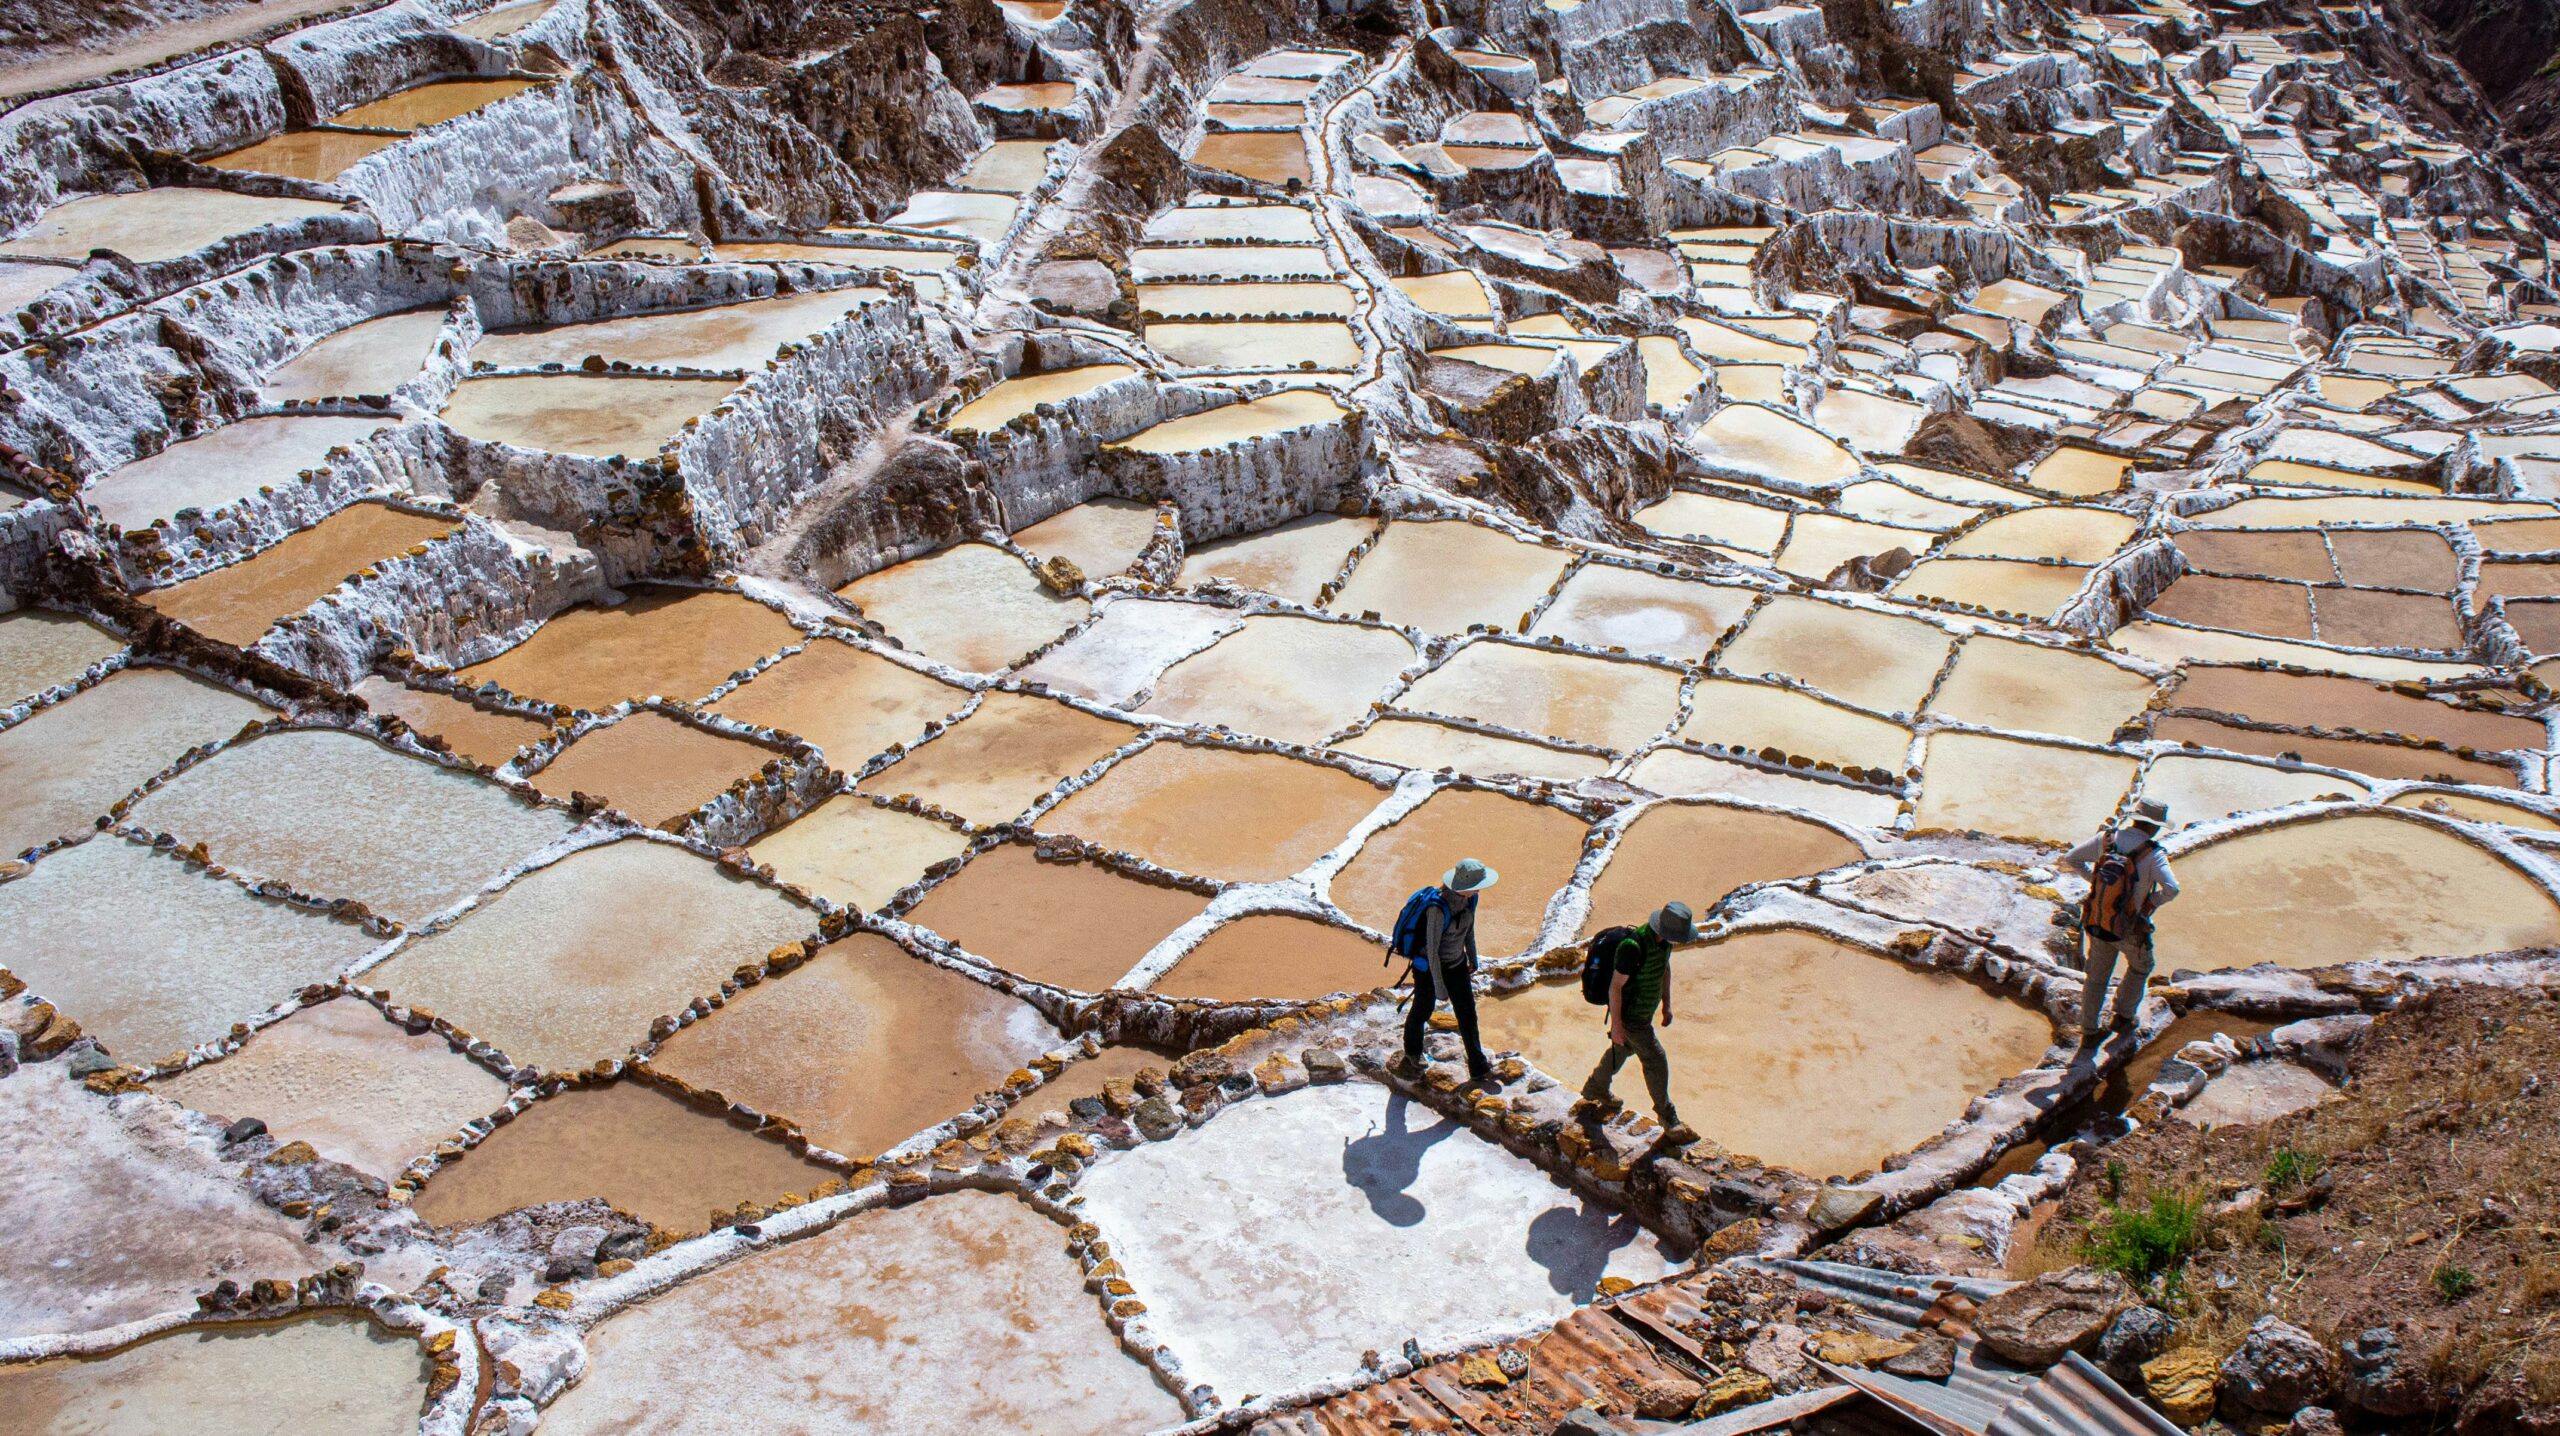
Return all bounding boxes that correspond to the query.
[1388,857,1498,1088]
[1573,901,1700,1147]
[2063,797,2180,1043]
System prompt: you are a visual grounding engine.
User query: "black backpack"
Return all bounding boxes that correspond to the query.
[1581,925,1636,1005]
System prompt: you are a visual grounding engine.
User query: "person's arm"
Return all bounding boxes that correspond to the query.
[2060,832,2102,875]
[1659,946,1673,1028]
[1607,970,1631,1047]
[2146,850,2180,909]
[1421,903,1449,988]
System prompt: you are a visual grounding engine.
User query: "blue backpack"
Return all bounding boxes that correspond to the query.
[1387,886,1450,968]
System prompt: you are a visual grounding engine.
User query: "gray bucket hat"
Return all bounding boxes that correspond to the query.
[1442,856,1499,893]
[2129,797,2169,831]
[1650,901,1697,944]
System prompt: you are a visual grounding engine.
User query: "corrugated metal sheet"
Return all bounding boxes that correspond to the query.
[1249,1375,1458,1435]
[1425,1306,1694,1434]
[1685,1386,1863,1435]
[1748,1259,2014,1329]
[1986,1354,2183,1436]
[1820,1358,2009,1435]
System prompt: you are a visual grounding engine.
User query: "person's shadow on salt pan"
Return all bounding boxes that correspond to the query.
[1341,1091,1456,1227]
[1525,1201,1646,1301]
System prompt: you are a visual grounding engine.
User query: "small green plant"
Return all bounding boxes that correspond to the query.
[2265,1147,2321,1192]
[2105,1158,2127,1202]
[2435,1263,2480,1303]
[2088,1190,2202,1284]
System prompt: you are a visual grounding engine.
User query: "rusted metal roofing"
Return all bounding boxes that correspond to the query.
[1986,1354,2183,1436]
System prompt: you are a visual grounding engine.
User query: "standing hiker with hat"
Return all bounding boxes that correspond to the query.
[1388,857,1498,1087]
[2063,797,2180,1042]
[1574,901,1700,1147]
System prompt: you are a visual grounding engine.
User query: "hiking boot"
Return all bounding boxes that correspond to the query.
[1465,1064,1497,1089]
[1660,1123,1700,1148]
[1572,1095,1621,1120]
[1387,1052,1423,1080]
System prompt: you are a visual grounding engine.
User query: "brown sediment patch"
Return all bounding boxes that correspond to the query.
[708,637,967,769]
[0,189,345,265]
[1527,566,1756,662]
[1480,929,2054,1179]
[1330,788,1588,957]
[1176,514,1371,601]
[0,667,271,859]
[1140,615,1414,744]
[2309,585,2463,650]
[530,712,773,827]
[141,503,455,647]
[2153,715,2520,787]
[1946,506,2137,564]
[370,839,815,1075]
[156,998,508,1180]
[647,933,1059,1159]
[411,1080,833,1231]
[1011,498,1160,578]
[1395,641,1682,751]
[200,129,404,181]
[1149,913,1388,1000]
[0,609,123,704]
[1040,742,1387,882]
[1336,718,1613,782]
[1680,678,1911,773]
[438,374,737,459]
[0,837,377,1062]
[352,676,549,768]
[459,587,804,711]
[855,690,1133,825]
[1585,802,1861,933]
[2326,529,2456,590]
[746,796,973,910]
[2500,597,2560,655]
[2173,529,2337,583]
[2473,516,2560,555]
[1715,595,1954,715]
[837,543,1089,674]
[1915,732,2137,845]
[2475,561,2560,605]
[944,364,1136,431]
[470,288,882,372]
[1194,130,1313,186]
[536,1189,1186,1435]
[901,844,1205,991]
[1325,521,1570,635]
[2162,666,2543,751]
[1925,635,2157,742]
[0,1314,431,1436]
[2147,573,2316,639]
[2156,812,2560,970]
[2136,753,2366,829]
[126,728,575,923]
[2384,788,2560,831]
[81,416,394,530]
[324,77,544,129]
[1892,558,2090,618]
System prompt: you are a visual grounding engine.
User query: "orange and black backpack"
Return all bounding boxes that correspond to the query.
[2082,829,2149,940]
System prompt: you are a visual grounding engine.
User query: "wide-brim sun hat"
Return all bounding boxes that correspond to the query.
[2130,797,2170,830]
[1652,900,1697,944]
[1442,857,1499,893]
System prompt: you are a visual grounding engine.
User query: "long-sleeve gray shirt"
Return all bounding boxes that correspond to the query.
[1419,896,1478,985]
[2063,829,2180,924]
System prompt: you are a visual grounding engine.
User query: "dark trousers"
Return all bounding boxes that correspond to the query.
[1582,1021,1677,1123]
[1404,962,1489,1074]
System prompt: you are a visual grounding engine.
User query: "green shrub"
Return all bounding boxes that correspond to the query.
[2087,1190,2202,1284]
[2264,1147,2321,1192]
[2435,1263,2480,1302]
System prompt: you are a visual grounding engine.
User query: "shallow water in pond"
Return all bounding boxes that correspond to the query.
[903,844,1206,990]
[1925,635,2156,742]
[84,416,392,529]
[1481,930,2054,1178]
[157,998,507,1179]
[2023,445,2128,496]
[143,502,453,647]
[1012,497,1160,577]
[325,78,543,129]
[1177,514,1369,601]
[411,1079,835,1231]
[201,129,403,181]
[261,308,446,403]
[1139,281,1355,318]
[372,839,814,1074]
[1042,742,1386,882]
[1945,506,2136,563]
[1915,731,2136,844]
[747,796,973,911]
[1586,801,1861,932]
[1526,565,1755,660]
[1892,557,2089,618]
[0,610,122,705]
[0,189,344,265]
[2136,753,2365,829]
[1328,522,1568,636]
[1144,319,1360,370]
[1338,718,1612,782]
[459,587,804,711]
[1689,404,1861,485]
[471,288,881,372]
[1715,596,1953,715]
[944,364,1136,430]
[1152,914,1388,1000]
[440,373,737,458]
[1141,615,1413,743]
[352,677,549,768]
[530,711,771,827]
[538,1189,1184,1436]
[0,1315,430,1436]
[1330,786,1587,956]
[648,933,1059,1159]
[838,543,1089,673]
[708,637,967,768]
[2163,666,2544,751]
[953,138,1055,193]
[1396,641,1681,751]
[1194,130,1313,185]
[128,727,572,922]
[857,690,1133,825]
[0,666,270,858]
[1680,678,1911,772]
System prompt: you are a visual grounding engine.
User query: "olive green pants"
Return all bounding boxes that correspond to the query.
[2080,932,2153,1035]
[1581,1021,1677,1123]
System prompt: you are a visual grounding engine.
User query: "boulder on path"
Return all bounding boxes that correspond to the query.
[2220,1316,2336,1414]
[1975,1265,2136,1365]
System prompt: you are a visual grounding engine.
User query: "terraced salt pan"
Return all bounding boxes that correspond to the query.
[1135,245,1333,281]
[1915,732,2136,844]
[2107,621,2474,683]
[1924,636,2156,742]
[1526,566,1756,661]
[1144,203,1321,244]
[531,711,772,827]
[352,677,550,768]
[1944,506,2137,563]
[1042,742,1386,882]
[857,690,1133,825]
[471,288,883,372]
[1195,131,1314,185]
[1144,320,1361,371]
[0,1315,428,1434]
[453,0,555,37]
[944,364,1137,430]
[0,610,123,704]
[1633,489,1793,552]
[2157,812,2560,970]
[81,416,393,529]
[325,78,544,129]
[129,728,573,921]
[1484,931,2054,1178]
[2153,715,2518,789]
[1339,719,1613,782]
[1680,678,1910,772]
[462,587,805,710]
[372,839,814,1074]
[1586,801,1861,932]
[1689,404,1862,486]
[0,1062,321,1340]
[2195,495,2555,529]
[1113,388,1349,454]
[0,667,270,859]
[2149,574,2313,639]
[1810,387,1927,454]
[1152,914,1389,1000]
[1013,497,1161,577]
[1140,281,1355,317]
[1392,271,1495,317]
[1331,788,1587,956]
[1141,615,1414,743]
[0,189,346,264]
[839,543,1089,673]
[1327,522,1570,634]
[143,502,455,647]
[747,797,973,910]
[1893,558,2088,618]
[156,998,507,1179]
[1014,598,1237,702]
[540,1190,1184,1435]
[953,138,1055,192]
[2389,789,2560,832]
[440,374,738,458]
[2022,445,2128,496]
[1717,596,1953,715]
[2136,754,2366,831]
[1773,513,1934,581]
[708,637,966,768]
[648,934,1059,1157]
[1175,515,1367,602]
[1397,642,1682,752]
[410,1080,834,1231]
[904,844,1205,991]
[1080,1081,1675,1398]
[202,130,404,181]
[261,309,448,403]
[1837,480,1980,531]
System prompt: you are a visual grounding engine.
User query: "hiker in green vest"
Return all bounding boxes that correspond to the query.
[2063,797,2180,1043]
[1573,901,1699,1147]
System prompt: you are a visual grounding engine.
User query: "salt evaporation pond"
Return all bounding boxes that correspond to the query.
[459,587,804,710]
[142,502,454,646]
[440,374,738,458]
[838,542,1089,673]
[0,1316,430,1436]
[261,309,448,402]
[709,637,967,766]
[1139,614,1414,743]
[905,843,1206,991]
[0,610,122,703]
[745,795,974,910]
[1330,787,1586,956]
[82,416,392,528]
[0,189,345,264]
[1585,801,1862,931]
[0,667,269,857]
[1042,742,1386,882]
[529,710,773,827]
[1152,913,1389,1000]
[858,689,1133,824]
